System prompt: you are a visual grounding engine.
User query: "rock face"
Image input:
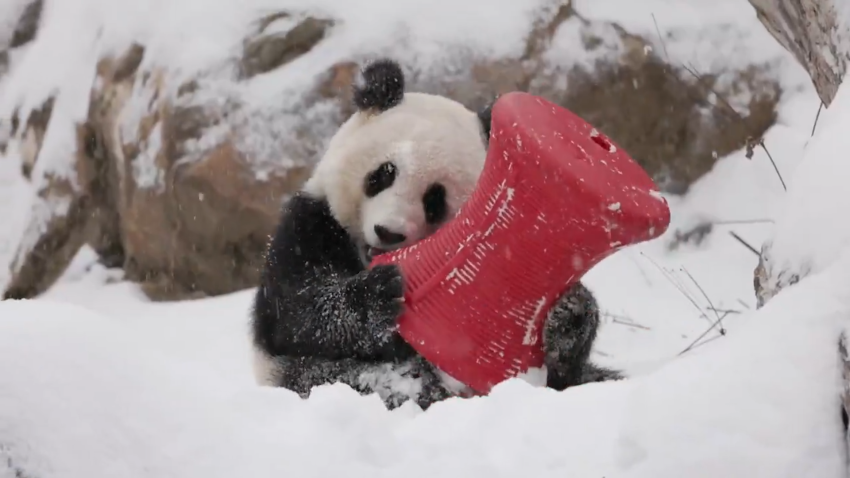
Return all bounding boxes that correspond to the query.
[2,2,783,301]
[240,14,336,79]
[749,0,848,107]
[9,0,42,49]
[0,0,41,80]
[748,0,849,306]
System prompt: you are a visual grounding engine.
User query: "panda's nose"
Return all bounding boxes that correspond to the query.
[374,225,407,246]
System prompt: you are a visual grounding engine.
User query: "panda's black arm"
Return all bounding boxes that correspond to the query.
[252,192,415,361]
[543,283,622,389]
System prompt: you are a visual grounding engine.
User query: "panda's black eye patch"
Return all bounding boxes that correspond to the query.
[423,183,447,225]
[364,162,397,197]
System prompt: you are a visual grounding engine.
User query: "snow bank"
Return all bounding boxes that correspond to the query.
[1,0,846,475]
[616,254,850,478]
[0,298,630,478]
[4,245,850,477]
[0,71,844,474]
[767,81,850,279]
[614,69,850,478]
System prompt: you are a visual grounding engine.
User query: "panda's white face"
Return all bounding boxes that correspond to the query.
[305,90,488,264]
[359,140,475,258]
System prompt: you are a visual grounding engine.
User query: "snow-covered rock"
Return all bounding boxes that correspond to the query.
[750,0,850,307]
[0,0,793,299]
[748,0,850,107]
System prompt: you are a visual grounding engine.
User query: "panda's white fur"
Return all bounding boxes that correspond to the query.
[304,91,487,257]
[250,58,620,411]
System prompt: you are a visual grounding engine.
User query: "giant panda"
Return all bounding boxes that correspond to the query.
[251,58,621,410]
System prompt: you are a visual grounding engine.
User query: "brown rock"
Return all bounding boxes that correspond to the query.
[2,3,784,301]
[112,43,145,83]
[241,15,335,79]
[9,0,43,49]
[748,0,846,107]
[2,45,140,300]
[752,243,803,309]
[19,96,54,179]
[405,20,779,195]
[103,58,315,300]
[3,119,99,300]
[0,50,8,79]
[2,179,90,300]
[316,61,359,118]
[551,59,779,194]
[119,131,311,300]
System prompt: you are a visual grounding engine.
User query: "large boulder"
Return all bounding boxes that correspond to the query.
[1,2,783,301]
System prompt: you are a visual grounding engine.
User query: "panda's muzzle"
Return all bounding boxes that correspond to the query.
[373,225,407,246]
[365,245,389,261]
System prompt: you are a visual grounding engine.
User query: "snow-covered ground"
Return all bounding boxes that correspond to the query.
[2,0,849,476]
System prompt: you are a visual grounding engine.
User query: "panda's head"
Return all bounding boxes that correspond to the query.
[304,59,493,263]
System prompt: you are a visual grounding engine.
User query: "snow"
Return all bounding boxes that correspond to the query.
[133,121,164,190]
[617,255,850,477]
[4,196,850,477]
[1,0,849,476]
[766,82,850,280]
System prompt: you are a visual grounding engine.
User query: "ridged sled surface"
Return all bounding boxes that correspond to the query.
[371,92,671,393]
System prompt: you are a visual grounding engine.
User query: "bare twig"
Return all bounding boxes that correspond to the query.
[602,311,653,331]
[651,13,671,62]
[711,218,775,226]
[686,333,724,353]
[678,311,732,355]
[682,266,726,334]
[682,63,787,191]
[758,140,787,191]
[682,63,745,123]
[728,231,760,256]
[708,307,742,315]
[669,218,774,251]
[736,298,751,310]
[639,252,712,324]
[625,252,655,287]
[611,318,653,331]
[650,14,787,192]
[812,101,824,137]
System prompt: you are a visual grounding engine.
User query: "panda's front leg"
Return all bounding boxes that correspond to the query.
[276,262,419,361]
[542,282,622,390]
[276,354,453,410]
[255,192,418,361]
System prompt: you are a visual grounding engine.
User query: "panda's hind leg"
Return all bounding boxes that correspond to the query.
[274,355,453,410]
[542,282,622,390]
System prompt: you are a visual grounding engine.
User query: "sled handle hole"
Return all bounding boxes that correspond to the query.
[590,130,612,152]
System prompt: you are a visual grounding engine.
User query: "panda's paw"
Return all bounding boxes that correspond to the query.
[363,264,405,336]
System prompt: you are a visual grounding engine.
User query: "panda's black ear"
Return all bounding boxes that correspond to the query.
[353,59,405,113]
[477,100,494,147]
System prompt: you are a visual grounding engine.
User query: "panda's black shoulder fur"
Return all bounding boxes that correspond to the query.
[353,59,405,112]
[252,192,417,364]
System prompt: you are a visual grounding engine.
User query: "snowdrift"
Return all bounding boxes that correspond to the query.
[1,0,848,476]
[2,252,848,478]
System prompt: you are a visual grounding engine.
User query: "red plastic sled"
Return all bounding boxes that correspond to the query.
[370,92,670,394]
